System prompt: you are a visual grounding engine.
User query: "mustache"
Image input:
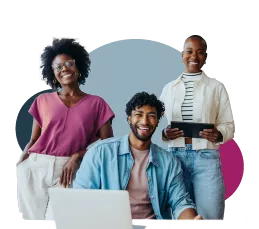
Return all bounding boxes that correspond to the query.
[128,123,152,128]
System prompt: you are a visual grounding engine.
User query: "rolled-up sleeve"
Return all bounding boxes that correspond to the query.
[73,146,101,189]
[167,159,196,219]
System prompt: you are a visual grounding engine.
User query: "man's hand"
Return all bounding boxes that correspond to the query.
[60,153,80,188]
[178,208,203,219]
[194,215,203,220]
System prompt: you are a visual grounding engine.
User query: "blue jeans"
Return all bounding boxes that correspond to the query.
[168,144,225,219]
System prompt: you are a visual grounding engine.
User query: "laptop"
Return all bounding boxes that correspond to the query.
[48,188,133,229]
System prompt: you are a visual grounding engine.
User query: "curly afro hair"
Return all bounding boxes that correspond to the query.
[125,92,165,120]
[40,38,91,89]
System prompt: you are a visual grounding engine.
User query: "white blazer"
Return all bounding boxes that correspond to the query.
[159,71,235,150]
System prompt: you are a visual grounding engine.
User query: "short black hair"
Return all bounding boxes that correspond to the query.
[125,92,165,120]
[40,38,91,89]
[184,35,207,51]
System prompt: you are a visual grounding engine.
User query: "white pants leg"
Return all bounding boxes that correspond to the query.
[17,153,69,220]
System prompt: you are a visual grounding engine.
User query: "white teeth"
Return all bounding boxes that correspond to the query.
[189,62,198,65]
[139,127,149,130]
[63,74,72,78]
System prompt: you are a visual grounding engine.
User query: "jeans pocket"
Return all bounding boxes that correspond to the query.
[198,149,219,159]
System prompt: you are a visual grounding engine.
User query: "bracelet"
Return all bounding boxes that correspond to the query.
[162,128,169,140]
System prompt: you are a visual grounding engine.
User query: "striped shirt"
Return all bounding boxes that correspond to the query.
[181,72,202,122]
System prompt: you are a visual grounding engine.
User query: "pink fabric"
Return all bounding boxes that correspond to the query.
[126,146,155,219]
[28,92,115,157]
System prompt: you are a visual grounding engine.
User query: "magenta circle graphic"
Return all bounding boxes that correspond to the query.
[219,140,244,200]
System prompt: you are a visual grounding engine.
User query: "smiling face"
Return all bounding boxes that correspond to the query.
[182,38,207,73]
[52,54,79,87]
[128,105,159,142]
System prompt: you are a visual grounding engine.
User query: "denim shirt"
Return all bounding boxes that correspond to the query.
[73,135,195,219]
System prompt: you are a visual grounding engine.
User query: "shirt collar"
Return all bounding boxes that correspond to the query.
[118,134,159,167]
[171,70,209,86]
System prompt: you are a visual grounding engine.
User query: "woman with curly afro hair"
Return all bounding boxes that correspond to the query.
[16,38,115,220]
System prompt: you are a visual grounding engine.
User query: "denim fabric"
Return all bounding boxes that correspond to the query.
[168,144,225,219]
[73,135,196,219]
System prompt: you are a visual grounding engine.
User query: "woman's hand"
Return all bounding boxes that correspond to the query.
[199,127,223,143]
[163,125,184,140]
[60,153,80,188]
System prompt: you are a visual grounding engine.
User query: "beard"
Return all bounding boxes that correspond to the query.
[129,124,156,142]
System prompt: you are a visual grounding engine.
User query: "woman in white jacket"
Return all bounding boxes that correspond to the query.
[159,35,234,219]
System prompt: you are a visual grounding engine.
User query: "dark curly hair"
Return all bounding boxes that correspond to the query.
[40,38,91,89]
[125,92,165,120]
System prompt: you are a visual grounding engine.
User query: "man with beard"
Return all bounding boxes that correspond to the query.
[73,92,202,220]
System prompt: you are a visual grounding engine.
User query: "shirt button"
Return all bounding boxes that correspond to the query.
[150,196,154,199]
[148,177,152,181]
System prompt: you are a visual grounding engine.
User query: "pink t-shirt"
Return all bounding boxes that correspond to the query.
[126,146,155,219]
[28,92,115,157]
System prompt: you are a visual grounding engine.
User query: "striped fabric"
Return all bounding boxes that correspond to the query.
[181,72,202,122]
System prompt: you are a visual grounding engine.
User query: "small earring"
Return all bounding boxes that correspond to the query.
[204,61,206,64]
[78,73,81,78]
[53,79,57,83]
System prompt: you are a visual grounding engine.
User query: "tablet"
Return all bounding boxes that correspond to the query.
[171,121,214,138]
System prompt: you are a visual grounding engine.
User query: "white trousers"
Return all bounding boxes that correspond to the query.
[16,153,69,220]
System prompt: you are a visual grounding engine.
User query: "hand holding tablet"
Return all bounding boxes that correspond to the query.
[164,125,184,140]
[170,121,214,139]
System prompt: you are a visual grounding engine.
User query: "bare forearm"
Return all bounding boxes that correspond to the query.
[71,121,113,163]
[72,149,87,161]
[19,152,29,161]
[17,140,35,164]
[178,208,198,219]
